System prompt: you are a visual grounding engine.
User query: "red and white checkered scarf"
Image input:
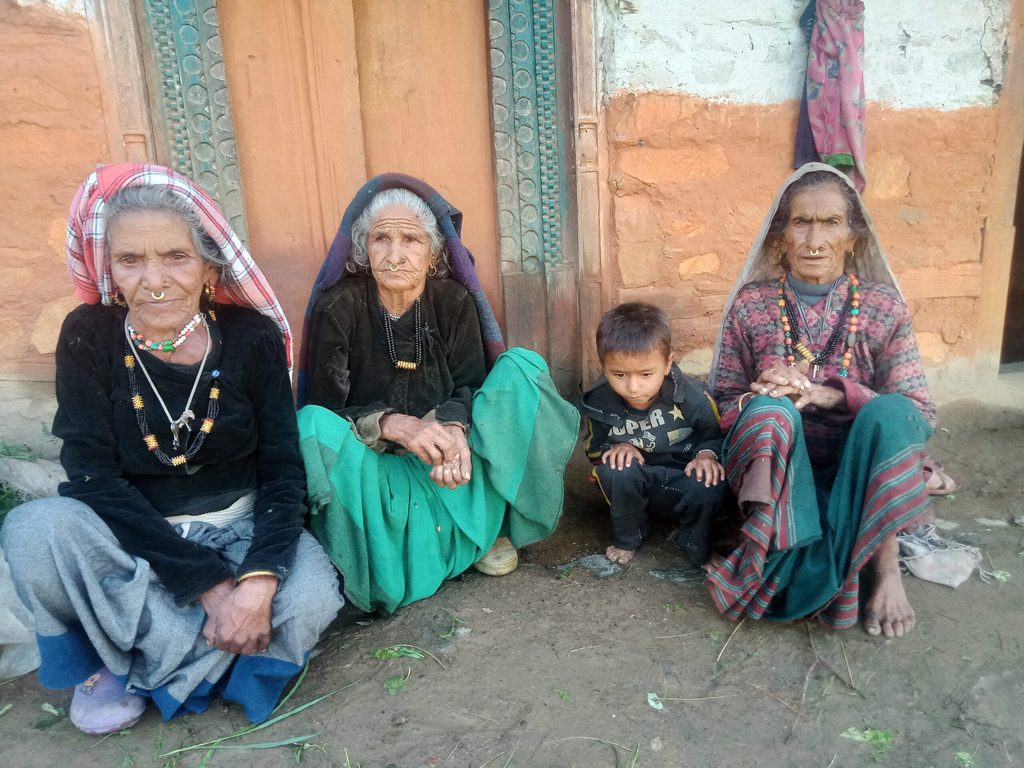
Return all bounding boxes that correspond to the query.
[66,163,293,368]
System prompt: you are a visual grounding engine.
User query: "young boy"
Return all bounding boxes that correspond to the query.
[578,303,727,567]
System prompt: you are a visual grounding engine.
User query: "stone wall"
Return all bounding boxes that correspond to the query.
[1,0,108,455]
[597,0,1017,393]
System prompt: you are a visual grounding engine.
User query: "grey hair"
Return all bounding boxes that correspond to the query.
[103,186,230,276]
[766,170,869,243]
[348,188,449,277]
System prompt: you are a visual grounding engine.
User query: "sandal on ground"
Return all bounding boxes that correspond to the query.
[472,537,519,576]
[923,458,958,496]
[69,667,147,735]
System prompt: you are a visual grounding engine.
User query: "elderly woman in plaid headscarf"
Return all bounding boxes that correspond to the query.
[0,164,341,735]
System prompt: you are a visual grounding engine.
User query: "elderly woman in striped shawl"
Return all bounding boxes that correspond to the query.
[298,173,578,615]
[1,164,341,734]
[707,163,936,638]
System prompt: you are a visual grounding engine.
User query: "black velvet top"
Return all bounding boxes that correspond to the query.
[53,303,305,605]
[305,275,487,432]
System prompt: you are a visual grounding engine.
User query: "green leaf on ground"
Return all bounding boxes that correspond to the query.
[955,751,977,767]
[553,687,570,702]
[383,668,411,695]
[991,570,1012,582]
[841,727,893,753]
[0,703,12,718]
[647,692,664,711]
[372,646,425,660]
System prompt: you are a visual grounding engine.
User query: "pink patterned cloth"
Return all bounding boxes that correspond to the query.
[807,0,866,191]
[66,163,293,368]
[714,278,936,466]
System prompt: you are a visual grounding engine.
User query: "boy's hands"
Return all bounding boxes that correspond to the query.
[601,442,645,470]
[684,452,725,487]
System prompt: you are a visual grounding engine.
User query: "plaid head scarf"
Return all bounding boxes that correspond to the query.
[66,163,293,369]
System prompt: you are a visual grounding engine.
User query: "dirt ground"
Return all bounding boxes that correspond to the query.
[1,399,1022,768]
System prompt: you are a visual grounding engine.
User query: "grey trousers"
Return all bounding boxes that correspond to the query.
[1,497,342,722]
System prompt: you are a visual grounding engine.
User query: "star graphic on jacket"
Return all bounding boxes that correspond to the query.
[669,404,683,421]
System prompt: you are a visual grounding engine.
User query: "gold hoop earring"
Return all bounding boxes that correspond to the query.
[113,292,127,307]
[767,251,785,268]
[427,262,438,278]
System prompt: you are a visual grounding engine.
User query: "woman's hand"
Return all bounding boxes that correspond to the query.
[684,452,724,487]
[749,363,806,399]
[200,575,278,655]
[427,425,473,489]
[601,443,645,471]
[381,413,457,465]
[749,361,846,411]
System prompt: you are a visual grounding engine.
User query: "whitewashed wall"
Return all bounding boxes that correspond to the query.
[600,0,1010,109]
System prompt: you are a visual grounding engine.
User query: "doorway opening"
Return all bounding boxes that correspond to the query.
[1000,143,1024,372]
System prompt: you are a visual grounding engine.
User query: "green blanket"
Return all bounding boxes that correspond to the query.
[298,348,579,613]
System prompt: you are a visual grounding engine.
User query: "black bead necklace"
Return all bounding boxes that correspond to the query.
[381,297,422,371]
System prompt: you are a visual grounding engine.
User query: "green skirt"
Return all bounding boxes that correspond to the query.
[298,348,580,613]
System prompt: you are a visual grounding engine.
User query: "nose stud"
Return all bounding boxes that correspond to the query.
[150,291,166,300]
[809,247,823,256]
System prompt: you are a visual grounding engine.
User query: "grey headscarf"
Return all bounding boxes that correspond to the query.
[709,163,902,390]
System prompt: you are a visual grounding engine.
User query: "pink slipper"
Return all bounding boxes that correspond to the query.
[922,458,958,496]
[69,668,146,735]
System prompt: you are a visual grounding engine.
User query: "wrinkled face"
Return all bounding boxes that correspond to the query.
[367,204,435,296]
[109,210,217,335]
[778,183,859,285]
[601,348,673,411]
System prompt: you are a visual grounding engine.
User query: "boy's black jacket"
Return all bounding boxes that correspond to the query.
[577,363,723,467]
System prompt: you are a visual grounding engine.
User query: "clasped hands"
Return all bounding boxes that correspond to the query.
[381,413,472,489]
[200,574,278,656]
[750,360,845,410]
[600,443,724,487]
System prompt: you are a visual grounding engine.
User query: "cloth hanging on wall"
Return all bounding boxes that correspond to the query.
[793,1,819,168]
[805,0,867,191]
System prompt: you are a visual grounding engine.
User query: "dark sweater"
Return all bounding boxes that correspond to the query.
[579,364,724,467]
[305,275,487,427]
[53,303,305,605]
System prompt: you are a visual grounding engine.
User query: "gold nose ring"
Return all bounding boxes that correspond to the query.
[150,291,166,300]
[809,247,823,256]
[388,263,400,272]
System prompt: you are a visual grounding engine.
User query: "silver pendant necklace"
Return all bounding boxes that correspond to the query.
[123,316,211,450]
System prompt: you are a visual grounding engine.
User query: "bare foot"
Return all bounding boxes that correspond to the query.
[863,535,915,638]
[701,553,725,573]
[605,545,635,565]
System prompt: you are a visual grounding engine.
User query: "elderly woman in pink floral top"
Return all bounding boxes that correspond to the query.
[707,163,936,639]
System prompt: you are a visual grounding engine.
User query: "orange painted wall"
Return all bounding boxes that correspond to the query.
[0,1,109,379]
[603,92,1001,374]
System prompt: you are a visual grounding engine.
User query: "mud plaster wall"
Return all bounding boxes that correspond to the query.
[598,1,1013,390]
[0,0,108,454]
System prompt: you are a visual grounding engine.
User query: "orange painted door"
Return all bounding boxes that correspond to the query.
[217,0,502,343]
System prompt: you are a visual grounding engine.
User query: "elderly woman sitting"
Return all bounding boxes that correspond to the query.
[707,163,936,638]
[0,164,341,735]
[298,174,578,614]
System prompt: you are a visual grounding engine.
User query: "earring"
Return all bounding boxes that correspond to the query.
[113,292,127,307]
[204,281,217,303]
[767,251,785,268]
[427,262,438,278]
[845,250,856,268]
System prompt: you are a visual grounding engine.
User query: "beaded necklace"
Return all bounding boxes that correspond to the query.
[777,272,860,380]
[123,315,220,466]
[127,313,203,352]
[381,298,422,371]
